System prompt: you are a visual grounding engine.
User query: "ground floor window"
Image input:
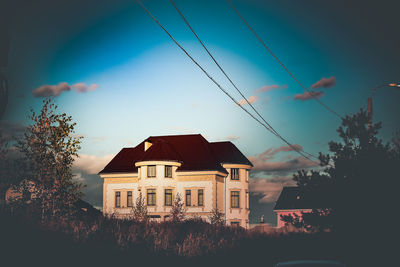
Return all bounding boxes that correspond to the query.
[185,190,191,206]
[127,191,133,207]
[231,221,240,227]
[198,189,204,206]
[147,189,156,206]
[165,189,172,206]
[231,191,240,208]
[115,191,121,208]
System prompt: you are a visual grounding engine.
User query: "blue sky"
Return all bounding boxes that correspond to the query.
[1,0,399,224]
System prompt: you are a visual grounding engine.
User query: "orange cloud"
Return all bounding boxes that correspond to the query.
[294,91,324,101]
[238,95,258,106]
[311,77,336,89]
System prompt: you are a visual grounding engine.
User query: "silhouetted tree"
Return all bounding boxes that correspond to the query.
[170,193,185,222]
[282,110,400,232]
[11,98,84,220]
[208,208,224,226]
[132,192,147,222]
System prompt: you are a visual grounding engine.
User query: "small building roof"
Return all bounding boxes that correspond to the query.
[99,134,252,175]
[274,186,331,211]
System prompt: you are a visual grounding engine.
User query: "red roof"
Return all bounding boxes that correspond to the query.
[99,134,252,174]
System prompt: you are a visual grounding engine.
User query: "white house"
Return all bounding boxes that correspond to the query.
[99,134,253,228]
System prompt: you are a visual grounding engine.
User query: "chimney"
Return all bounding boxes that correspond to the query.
[144,140,152,151]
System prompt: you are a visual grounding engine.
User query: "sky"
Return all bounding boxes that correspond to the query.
[1,0,399,225]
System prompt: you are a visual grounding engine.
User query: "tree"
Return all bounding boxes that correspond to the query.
[170,193,185,222]
[281,110,400,232]
[132,192,147,222]
[208,208,224,226]
[13,98,84,220]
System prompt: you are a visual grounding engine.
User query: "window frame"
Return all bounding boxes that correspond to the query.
[185,190,191,206]
[115,191,121,208]
[147,189,156,206]
[164,189,172,206]
[230,191,240,208]
[231,168,239,180]
[147,165,156,178]
[165,165,172,178]
[127,191,133,207]
[197,189,204,206]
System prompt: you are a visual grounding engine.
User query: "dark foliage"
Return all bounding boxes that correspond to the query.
[0,206,355,267]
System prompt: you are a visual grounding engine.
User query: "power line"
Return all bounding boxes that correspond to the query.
[135,0,316,162]
[226,0,343,120]
[169,0,317,160]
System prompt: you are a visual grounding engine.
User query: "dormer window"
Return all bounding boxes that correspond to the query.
[165,165,172,178]
[148,165,156,178]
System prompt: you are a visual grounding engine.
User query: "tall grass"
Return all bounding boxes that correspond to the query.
[0,207,353,267]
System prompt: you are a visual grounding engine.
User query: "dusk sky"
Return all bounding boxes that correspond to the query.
[1,0,399,224]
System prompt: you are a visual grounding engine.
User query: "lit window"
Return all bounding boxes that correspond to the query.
[127,191,133,207]
[115,191,121,208]
[147,189,156,206]
[185,190,191,206]
[148,165,156,178]
[165,189,172,206]
[231,168,239,180]
[231,191,240,208]
[165,165,172,178]
[198,189,204,206]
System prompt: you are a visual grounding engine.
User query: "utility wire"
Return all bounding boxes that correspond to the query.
[169,0,317,160]
[226,0,343,120]
[135,0,315,162]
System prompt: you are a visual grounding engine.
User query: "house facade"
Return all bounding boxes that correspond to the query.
[99,134,253,228]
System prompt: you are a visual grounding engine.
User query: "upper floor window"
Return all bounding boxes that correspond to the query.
[147,189,156,206]
[148,165,156,178]
[115,191,121,208]
[198,189,204,206]
[165,189,172,206]
[165,165,172,178]
[231,191,240,208]
[231,168,239,180]
[127,191,133,207]
[185,190,191,206]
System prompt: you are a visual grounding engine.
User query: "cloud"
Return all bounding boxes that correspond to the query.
[249,145,319,175]
[250,177,296,203]
[224,135,240,141]
[294,91,324,101]
[311,77,336,89]
[33,82,98,97]
[238,95,258,106]
[73,154,115,175]
[256,84,287,93]
[72,83,99,93]
[32,82,71,97]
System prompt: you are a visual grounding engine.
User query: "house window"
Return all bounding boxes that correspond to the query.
[185,190,191,206]
[148,165,156,178]
[127,191,133,207]
[165,189,172,206]
[231,191,240,208]
[231,221,240,227]
[165,165,172,178]
[231,168,239,180]
[246,191,249,209]
[147,189,156,206]
[115,191,121,208]
[198,189,204,206]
